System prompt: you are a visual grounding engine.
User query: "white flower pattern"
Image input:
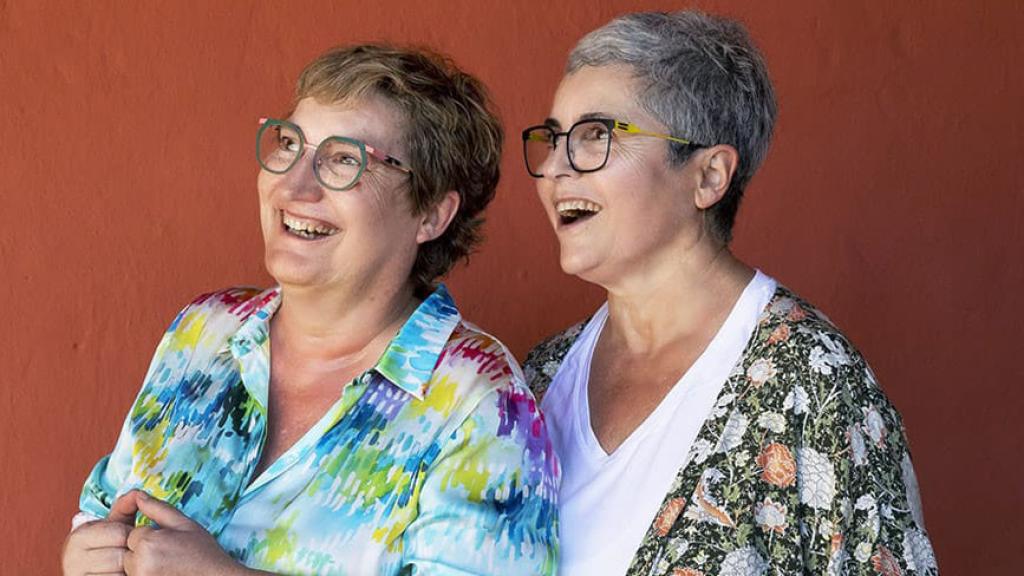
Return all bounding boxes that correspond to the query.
[863,405,887,446]
[903,527,938,570]
[798,447,836,510]
[757,411,786,434]
[746,358,777,385]
[854,541,873,563]
[754,498,787,533]
[849,424,868,466]
[716,412,748,453]
[719,546,767,576]
[689,438,714,465]
[783,385,809,414]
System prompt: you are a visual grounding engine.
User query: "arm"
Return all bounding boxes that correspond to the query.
[792,341,938,574]
[400,383,560,575]
[76,299,201,520]
[65,300,200,575]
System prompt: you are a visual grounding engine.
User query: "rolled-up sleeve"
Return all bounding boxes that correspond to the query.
[77,302,194,522]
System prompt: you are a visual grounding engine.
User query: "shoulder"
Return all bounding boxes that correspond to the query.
[742,285,912,465]
[430,320,555,455]
[157,286,270,350]
[522,320,588,402]
[426,319,543,415]
[756,287,857,357]
[749,286,878,400]
[174,286,270,324]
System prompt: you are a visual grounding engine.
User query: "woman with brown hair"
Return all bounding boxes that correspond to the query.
[62,44,559,576]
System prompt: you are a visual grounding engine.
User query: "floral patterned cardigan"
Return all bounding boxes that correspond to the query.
[523,286,938,575]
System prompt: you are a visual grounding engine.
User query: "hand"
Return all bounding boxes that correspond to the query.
[115,491,249,576]
[61,494,140,575]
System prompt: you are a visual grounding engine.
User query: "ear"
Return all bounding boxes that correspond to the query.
[416,190,461,244]
[693,145,739,210]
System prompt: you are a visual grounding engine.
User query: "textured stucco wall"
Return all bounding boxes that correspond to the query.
[1,1,1021,573]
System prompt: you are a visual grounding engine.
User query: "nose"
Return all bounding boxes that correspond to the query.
[278,148,325,201]
[539,136,574,180]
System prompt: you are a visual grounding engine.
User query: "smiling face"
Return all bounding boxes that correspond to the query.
[258,96,424,297]
[535,64,704,288]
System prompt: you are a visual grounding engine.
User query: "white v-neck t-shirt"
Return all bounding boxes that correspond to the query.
[540,271,777,576]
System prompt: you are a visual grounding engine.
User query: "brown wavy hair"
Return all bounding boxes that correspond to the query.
[296,44,504,296]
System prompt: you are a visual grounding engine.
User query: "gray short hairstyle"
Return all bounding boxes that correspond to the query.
[568,11,777,243]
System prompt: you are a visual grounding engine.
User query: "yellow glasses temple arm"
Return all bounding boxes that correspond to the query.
[614,120,695,145]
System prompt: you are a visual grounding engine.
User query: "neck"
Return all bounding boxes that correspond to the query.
[271,280,419,364]
[602,238,754,355]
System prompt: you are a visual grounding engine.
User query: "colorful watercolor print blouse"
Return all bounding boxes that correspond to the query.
[524,286,938,575]
[79,285,560,575]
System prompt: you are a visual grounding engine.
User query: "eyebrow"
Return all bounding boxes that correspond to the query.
[543,111,617,130]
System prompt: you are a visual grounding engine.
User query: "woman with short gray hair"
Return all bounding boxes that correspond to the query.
[522,11,937,575]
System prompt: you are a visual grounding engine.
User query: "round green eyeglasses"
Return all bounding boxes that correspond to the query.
[256,118,412,191]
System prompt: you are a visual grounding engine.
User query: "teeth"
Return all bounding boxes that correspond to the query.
[555,199,602,216]
[282,213,339,237]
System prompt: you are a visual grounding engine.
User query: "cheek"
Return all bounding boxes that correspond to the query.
[256,175,275,233]
[257,173,276,208]
[363,187,393,223]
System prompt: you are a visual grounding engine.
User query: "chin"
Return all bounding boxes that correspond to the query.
[264,251,322,289]
[559,250,598,281]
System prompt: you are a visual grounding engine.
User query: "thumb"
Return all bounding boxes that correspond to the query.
[134,492,199,531]
[106,490,142,525]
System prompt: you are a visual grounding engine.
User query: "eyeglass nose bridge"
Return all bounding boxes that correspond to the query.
[544,129,576,174]
[280,140,325,182]
[272,144,328,199]
[288,135,360,191]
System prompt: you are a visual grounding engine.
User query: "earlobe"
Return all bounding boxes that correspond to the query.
[416,190,461,244]
[694,145,739,210]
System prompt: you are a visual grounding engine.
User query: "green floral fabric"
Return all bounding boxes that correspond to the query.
[523,286,938,575]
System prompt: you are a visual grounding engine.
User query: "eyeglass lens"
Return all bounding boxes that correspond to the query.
[524,120,612,176]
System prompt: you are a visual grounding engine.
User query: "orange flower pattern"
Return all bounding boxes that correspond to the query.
[767,323,790,344]
[756,443,797,488]
[872,545,903,576]
[654,498,687,537]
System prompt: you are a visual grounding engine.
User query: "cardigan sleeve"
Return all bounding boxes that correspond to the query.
[783,328,939,574]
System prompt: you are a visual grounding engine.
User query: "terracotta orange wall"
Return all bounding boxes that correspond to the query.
[2,1,1021,573]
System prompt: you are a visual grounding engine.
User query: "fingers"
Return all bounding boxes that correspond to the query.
[133,492,197,531]
[73,520,133,549]
[107,491,143,525]
[81,546,127,573]
[126,525,155,553]
[62,521,130,576]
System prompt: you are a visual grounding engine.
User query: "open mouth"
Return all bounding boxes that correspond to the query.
[281,212,339,240]
[555,199,602,226]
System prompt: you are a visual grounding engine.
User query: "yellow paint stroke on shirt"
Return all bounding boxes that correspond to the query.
[406,374,460,419]
[169,310,206,352]
[441,418,493,503]
[133,417,170,476]
[258,512,299,566]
